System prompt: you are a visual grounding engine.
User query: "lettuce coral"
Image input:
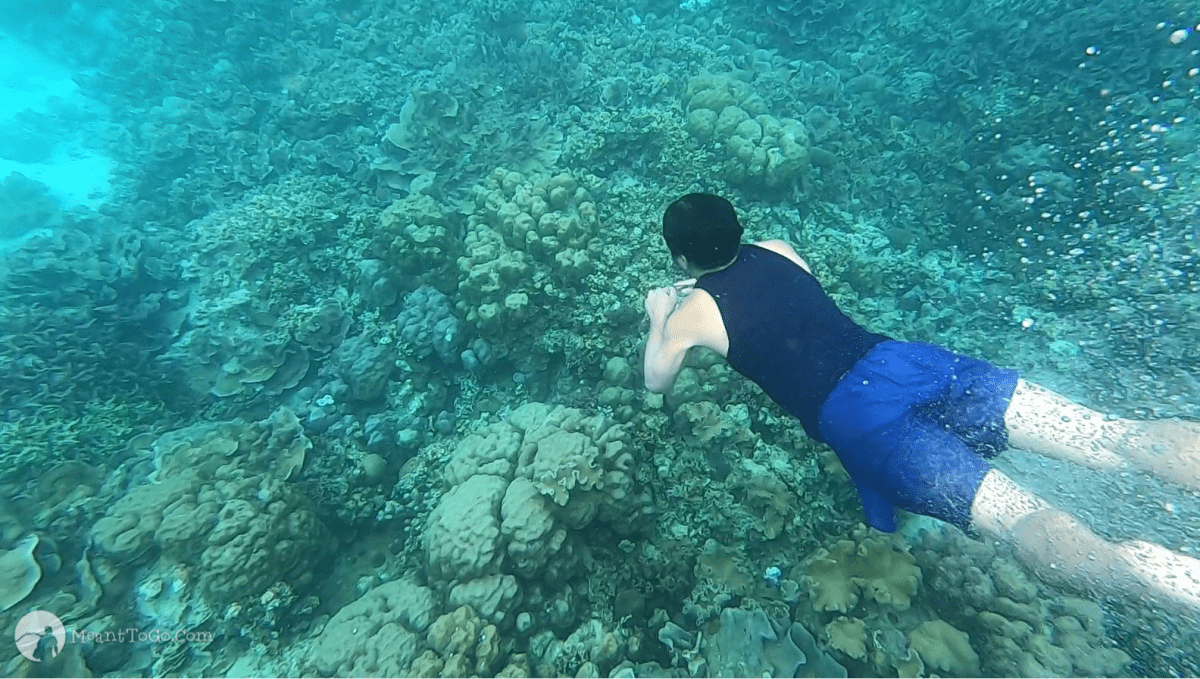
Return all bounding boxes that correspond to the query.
[803,527,922,612]
[908,619,980,676]
[703,607,847,677]
[825,616,868,661]
[0,534,41,612]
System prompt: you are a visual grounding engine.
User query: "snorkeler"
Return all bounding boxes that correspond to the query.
[642,193,1200,612]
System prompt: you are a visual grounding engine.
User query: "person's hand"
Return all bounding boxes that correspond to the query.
[644,285,678,321]
[644,279,697,321]
[673,278,696,296]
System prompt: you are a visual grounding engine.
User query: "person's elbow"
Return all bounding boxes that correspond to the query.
[643,358,675,393]
[644,370,672,394]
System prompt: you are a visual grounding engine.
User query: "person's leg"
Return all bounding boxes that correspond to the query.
[971,469,1200,612]
[1003,379,1200,490]
[1112,418,1200,491]
[1002,379,1133,470]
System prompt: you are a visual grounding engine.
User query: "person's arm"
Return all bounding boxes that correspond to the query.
[643,281,696,393]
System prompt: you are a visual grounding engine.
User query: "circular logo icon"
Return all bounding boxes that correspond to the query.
[14,610,65,662]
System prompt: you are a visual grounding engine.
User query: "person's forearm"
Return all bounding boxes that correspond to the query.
[643,314,670,391]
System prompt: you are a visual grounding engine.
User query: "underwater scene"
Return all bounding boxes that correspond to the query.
[2,0,1200,676]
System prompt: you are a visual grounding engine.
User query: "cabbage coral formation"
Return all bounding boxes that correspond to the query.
[425,402,648,624]
[684,73,812,188]
[803,528,923,612]
[91,408,327,612]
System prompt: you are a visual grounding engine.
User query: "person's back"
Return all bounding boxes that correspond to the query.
[694,243,888,440]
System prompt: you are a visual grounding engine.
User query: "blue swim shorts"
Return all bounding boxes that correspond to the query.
[817,341,1020,533]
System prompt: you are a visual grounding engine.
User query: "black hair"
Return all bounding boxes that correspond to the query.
[662,193,744,270]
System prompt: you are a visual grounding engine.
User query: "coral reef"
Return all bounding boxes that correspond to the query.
[801,526,923,613]
[162,175,373,401]
[304,577,438,676]
[92,409,329,612]
[0,172,60,240]
[425,402,649,625]
[778,521,1140,677]
[370,192,462,291]
[456,168,599,351]
[396,285,463,363]
[703,607,847,677]
[0,535,42,612]
[1,0,1197,674]
[684,73,813,188]
[414,605,505,676]
[909,619,980,676]
[0,224,184,416]
[911,522,1134,677]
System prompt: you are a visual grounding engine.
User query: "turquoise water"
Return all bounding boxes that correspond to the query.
[0,0,1198,676]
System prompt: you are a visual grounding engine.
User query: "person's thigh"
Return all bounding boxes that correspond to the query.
[1003,379,1130,471]
[821,341,1012,531]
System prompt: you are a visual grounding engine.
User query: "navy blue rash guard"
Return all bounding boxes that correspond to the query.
[694,243,889,440]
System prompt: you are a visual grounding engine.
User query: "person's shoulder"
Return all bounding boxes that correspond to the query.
[752,239,811,272]
[751,238,799,257]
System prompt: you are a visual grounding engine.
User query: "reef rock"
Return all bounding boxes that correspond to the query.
[0,534,41,611]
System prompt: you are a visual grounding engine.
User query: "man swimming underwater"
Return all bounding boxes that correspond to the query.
[642,193,1200,612]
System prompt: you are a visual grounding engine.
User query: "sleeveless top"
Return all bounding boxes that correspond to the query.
[694,244,889,440]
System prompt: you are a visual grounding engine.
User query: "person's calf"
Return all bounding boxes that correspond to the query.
[1010,507,1200,615]
[1114,419,1200,492]
[1008,508,1136,598]
[1003,380,1131,472]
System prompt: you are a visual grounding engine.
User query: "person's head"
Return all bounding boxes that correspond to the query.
[662,193,744,274]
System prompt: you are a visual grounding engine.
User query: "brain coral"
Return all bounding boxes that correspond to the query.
[198,476,326,604]
[422,401,647,624]
[683,73,812,188]
[425,474,509,581]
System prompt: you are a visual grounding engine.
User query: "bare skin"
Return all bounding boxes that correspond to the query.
[644,240,1200,612]
[1002,379,1200,492]
[975,386,1200,613]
